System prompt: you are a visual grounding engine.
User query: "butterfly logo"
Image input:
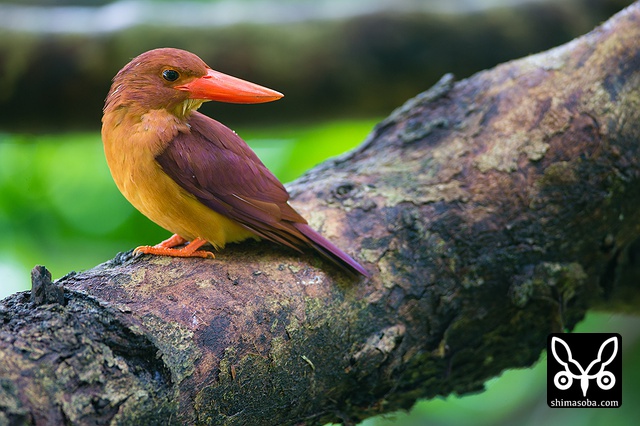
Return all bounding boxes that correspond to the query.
[550,336,618,397]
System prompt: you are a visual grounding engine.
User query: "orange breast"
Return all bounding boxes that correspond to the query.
[102,108,256,248]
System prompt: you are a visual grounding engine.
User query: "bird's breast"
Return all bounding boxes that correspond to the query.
[101,108,254,247]
[102,108,183,200]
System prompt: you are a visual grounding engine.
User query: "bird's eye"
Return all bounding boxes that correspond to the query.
[162,69,180,82]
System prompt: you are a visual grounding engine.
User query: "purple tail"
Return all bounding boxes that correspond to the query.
[294,223,369,277]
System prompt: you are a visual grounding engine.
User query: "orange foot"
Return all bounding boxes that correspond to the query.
[134,234,215,259]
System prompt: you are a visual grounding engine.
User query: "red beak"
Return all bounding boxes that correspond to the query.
[176,68,283,104]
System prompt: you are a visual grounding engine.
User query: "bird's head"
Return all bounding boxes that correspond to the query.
[105,48,283,118]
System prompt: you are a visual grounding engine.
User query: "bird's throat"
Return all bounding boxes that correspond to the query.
[177,99,205,118]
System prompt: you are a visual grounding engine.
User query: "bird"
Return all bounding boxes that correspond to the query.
[101,48,368,277]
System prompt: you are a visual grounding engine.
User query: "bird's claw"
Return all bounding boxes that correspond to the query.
[133,244,215,259]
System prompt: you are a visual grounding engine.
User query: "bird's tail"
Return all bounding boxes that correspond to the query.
[293,223,369,277]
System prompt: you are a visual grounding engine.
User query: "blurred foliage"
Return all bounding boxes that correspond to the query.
[0,0,633,132]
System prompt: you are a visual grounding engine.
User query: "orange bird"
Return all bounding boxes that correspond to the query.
[102,48,368,276]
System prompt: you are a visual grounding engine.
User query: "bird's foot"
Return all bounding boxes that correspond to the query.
[134,236,215,259]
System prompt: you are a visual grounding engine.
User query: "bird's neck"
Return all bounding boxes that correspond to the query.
[102,106,193,208]
[176,99,205,118]
[103,106,190,156]
[104,96,203,122]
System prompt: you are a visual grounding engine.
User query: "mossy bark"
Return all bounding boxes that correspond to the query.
[2,3,640,425]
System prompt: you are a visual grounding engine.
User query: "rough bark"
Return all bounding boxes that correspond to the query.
[2,3,640,425]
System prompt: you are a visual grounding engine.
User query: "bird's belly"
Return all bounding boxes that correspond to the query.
[140,159,258,247]
[124,164,256,248]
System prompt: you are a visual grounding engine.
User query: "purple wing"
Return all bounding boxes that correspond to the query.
[155,112,368,276]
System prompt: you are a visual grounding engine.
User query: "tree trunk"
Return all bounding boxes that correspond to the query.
[2,3,640,425]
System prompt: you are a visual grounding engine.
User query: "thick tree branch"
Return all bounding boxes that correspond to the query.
[2,3,640,425]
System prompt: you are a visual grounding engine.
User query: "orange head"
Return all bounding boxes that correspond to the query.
[104,48,283,117]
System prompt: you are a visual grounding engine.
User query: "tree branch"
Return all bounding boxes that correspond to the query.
[2,3,640,425]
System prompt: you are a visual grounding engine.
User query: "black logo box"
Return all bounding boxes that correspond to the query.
[547,333,622,408]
